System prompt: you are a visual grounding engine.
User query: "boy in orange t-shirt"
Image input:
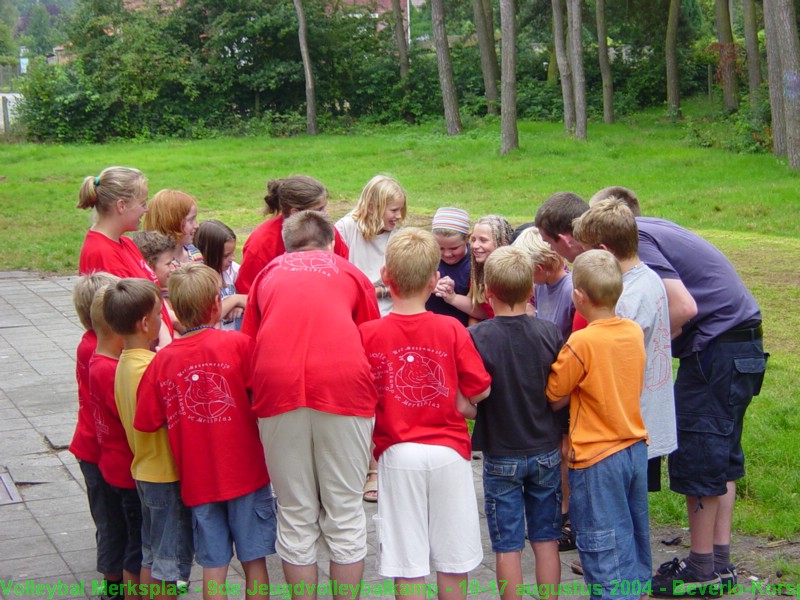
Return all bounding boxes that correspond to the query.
[546,250,649,600]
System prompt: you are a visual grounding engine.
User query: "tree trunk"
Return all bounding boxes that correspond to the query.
[567,0,587,139]
[742,0,761,107]
[482,0,499,76]
[767,0,800,169]
[595,0,613,123]
[391,0,409,79]
[473,0,499,115]
[431,0,462,135]
[293,0,317,135]
[499,0,518,153]
[665,0,682,119]
[763,0,787,157]
[551,0,575,133]
[715,0,739,112]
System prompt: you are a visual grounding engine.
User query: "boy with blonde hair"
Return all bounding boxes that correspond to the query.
[546,250,650,600]
[70,273,126,594]
[468,246,563,600]
[572,198,677,492]
[103,278,193,597]
[359,228,491,600]
[135,263,275,600]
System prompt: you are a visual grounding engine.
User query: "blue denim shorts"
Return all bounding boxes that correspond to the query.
[136,480,194,582]
[192,484,277,568]
[569,441,651,600]
[668,336,767,497]
[79,460,126,576]
[482,447,562,553]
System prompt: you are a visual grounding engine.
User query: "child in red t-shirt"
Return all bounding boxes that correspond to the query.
[88,284,144,598]
[359,228,491,597]
[135,263,275,600]
[69,273,124,590]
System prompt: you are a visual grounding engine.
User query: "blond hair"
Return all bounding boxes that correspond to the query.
[103,278,162,336]
[77,167,147,214]
[143,189,198,245]
[384,228,439,297]
[282,211,335,252]
[511,227,565,273]
[572,249,623,309]
[89,285,116,339]
[467,215,513,306]
[73,273,121,331]
[167,263,221,329]
[573,198,639,261]
[351,175,407,240]
[484,246,535,308]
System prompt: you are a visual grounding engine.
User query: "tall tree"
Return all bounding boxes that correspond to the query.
[431,0,462,135]
[472,0,499,114]
[551,0,575,133]
[595,0,613,123]
[566,0,586,139]
[763,0,787,156]
[391,0,409,79]
[742,0,761,106]
[665,0,682,119]
[26,3,53,56]
[764,0,800,169]
[499,0,518,152]
[714,0,739,112]
[293,0,317,134]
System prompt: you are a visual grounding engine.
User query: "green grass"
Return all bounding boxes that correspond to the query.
[1,105,799,540]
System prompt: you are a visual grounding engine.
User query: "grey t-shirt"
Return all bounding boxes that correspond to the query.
[636,217,761,358]
[616,263,677,459]
[534,272,575,341]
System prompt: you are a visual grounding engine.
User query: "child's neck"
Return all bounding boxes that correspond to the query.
[390,291,429,315]
[91,219,123,242]
[491,301,526,317]
[579,304,617,324]
[545,267,567,286]
[181,322,216,336]
[616,255,641,274]
[123,332,154,352]
[95,336,123,359]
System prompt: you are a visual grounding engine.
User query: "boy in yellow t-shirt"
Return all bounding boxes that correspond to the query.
[103,278,193,596]
[546,250,649,600]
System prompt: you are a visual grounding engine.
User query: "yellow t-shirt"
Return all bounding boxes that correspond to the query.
[546,317,648,469]
[115,348,179,482]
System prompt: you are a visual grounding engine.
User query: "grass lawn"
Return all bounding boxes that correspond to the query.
[1,103,798,551]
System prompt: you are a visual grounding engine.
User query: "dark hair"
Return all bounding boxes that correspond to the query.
[282,211,335,252]
[103,278,161,336]
[589,186,642,216]
[264,175,328,217]
[195,220,236,274]
[534,192,589,239]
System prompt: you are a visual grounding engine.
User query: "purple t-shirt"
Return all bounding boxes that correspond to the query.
[426,248,471,326]
[636,217,761,358]
[534,272,575,341]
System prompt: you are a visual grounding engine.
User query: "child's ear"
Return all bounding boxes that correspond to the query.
[380,265,389,286]
[428,271,439,291]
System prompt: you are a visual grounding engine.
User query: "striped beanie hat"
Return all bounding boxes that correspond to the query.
[431,207,470,235]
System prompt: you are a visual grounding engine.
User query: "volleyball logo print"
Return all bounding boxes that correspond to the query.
[282,252,339,274]
[183,369,236,420]
[394,351,449,406]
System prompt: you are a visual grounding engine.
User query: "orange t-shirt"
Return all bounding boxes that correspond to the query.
[546,317,648,469]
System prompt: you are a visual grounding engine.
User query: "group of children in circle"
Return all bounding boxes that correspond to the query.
[78,166,572,339]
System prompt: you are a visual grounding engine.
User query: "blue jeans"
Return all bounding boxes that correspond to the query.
[569,441,650,600]
[482,448,562,552]
[669,335,767,497]
[137,480,194,582]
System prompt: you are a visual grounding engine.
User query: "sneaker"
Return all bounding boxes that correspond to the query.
[651,558,722,598]
[715,565,738,594]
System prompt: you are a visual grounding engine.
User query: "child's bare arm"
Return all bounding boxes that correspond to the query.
[457,390,477,419]
[221,294,247,319]
[549,395,570,411]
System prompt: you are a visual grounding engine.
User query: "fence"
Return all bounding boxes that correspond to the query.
[0,64,20,92]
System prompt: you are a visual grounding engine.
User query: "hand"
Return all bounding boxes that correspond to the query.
[434,276,455,301]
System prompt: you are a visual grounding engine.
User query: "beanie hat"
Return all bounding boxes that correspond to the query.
[431,207,470,235]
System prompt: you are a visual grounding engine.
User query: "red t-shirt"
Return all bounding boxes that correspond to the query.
[359,312,492,461]
[69,330,100,463]
[78,230,174,338]
[89,353,135,489]
[134,329,269,506]
[241,250,379,419]
[236,215,350,294]
[573,312,589,332]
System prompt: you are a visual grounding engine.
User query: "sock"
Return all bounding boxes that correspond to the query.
[713,544,731,571]
[686,551,715,580]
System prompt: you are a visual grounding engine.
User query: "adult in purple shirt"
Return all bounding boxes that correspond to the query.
[589,187,767,596]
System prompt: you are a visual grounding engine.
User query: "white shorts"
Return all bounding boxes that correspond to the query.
[259,409,372,566]
[375,443,483,578]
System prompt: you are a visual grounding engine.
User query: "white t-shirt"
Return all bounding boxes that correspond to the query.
[616,262,677,459]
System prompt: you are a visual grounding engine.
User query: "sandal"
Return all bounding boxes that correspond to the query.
[570,558,583,576]
[558,522,577,552]
[363,469,378,503]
